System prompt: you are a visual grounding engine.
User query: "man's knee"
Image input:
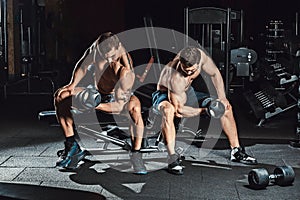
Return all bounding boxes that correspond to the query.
[159,102,175,118]
[128,96,142,113]
[55,87,74,104]
[223,103,234,117]
[129,104,141,116]
[54,88,65,101]
[54,88,73,109]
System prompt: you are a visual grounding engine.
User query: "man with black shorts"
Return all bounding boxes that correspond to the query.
[149,46,257,175]
[54,32,147,174]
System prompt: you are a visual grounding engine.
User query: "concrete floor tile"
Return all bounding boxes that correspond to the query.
[0,156,10,165]
[0,167,25,181]
[41,180,103,194]
[13,167,74,182]
[1,156,57,168]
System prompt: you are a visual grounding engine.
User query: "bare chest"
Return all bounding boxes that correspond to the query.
[95,63,121,93]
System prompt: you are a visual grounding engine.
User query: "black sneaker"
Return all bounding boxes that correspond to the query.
[130,151,147,175]
[56,141,86,169]
[167,154,184,175]
[230,147,257,165]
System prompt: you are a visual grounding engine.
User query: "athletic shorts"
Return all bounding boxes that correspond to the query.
[99,93,115,104]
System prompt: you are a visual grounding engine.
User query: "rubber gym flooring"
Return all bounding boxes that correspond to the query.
[0,89,299,200]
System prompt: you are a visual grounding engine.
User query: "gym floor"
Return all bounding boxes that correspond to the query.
[0,89,299,200]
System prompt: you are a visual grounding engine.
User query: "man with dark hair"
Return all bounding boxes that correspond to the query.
[54,32,147,174]
[150,46,257,175]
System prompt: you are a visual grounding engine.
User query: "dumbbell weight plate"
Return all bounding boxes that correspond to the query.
[207,100,225,118]
[273,166,295,186]
[248,168,270,189]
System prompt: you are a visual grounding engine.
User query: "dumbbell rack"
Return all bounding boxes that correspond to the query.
[255,90,296,127]
[244,82,297,127]
[290,67,300,148]
[265,20,285,63]
[269,63,298,85]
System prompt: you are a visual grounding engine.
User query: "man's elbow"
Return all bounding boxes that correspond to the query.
[175,106,184,117]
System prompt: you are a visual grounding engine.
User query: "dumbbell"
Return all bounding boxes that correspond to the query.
[248,166,295,189]
[205,99,225,119]
[73,85,101,111]
[200,97,225,118]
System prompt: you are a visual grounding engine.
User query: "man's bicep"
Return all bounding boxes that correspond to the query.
[168,74,185,106]
[115,69,135,102]
[169,91,186,111]
[120,69,135,90]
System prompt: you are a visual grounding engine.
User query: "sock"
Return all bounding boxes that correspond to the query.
[168,154,179,164]
[131,149,140,153]
[65,136,76,146]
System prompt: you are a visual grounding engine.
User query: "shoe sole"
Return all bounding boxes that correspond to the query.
[231,159,258,165]
[168,169,184,175]
[58,150,87,169]
[134,171,148,175]
[167,167,184,175]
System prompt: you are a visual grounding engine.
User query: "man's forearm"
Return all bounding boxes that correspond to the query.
[211,73,226,99]
[95,101,125,114]
[69,67,86,87]
[176,106,203,118]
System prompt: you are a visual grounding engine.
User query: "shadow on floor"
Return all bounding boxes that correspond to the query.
[0,182,105,200]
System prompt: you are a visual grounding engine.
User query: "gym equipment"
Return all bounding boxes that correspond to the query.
[3,56,56,99]
[243,80,296,126]
[201,98,225,119]
[207,100,225,118]
[0,0,8,85]
[72,85,101,112]
[230,47,258,88]
[263,61,298,86]
[231,47,257,77]
[3,4,56,99]
[265,20,285,63]
[248,166,295,189]
[38,107,204,157]
[184,7,244,96]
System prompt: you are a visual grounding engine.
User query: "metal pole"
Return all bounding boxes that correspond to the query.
[27,26,31,55]
[184,7,189,46]
[296,12,298,36]
[209,24,212,56]
[240,10,244,44]
[202,24,205,46]
[2,0,7,64]
[143,17,161,79]
[225,8,232,96]
[20,9,24,55]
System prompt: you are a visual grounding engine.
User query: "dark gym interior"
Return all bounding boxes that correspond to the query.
[0,0,300,199]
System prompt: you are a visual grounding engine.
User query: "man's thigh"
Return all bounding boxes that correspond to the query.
[152,90,169,114]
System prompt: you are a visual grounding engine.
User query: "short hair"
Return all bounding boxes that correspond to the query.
[179,46,201,67]
[97,32,120,55]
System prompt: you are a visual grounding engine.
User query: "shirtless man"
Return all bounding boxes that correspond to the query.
[54,32,147,174]
[151,46,257,175]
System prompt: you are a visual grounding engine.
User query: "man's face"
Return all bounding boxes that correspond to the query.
[104,47,119,63]
[180,62,199,76]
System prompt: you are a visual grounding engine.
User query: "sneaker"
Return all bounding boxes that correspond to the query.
[56,141,86,169]
[130,151,147,175]
[167,154,184,175]
[230,147,257,165]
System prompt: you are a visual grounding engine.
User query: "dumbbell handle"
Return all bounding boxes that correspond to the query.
[269,173,283,180]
